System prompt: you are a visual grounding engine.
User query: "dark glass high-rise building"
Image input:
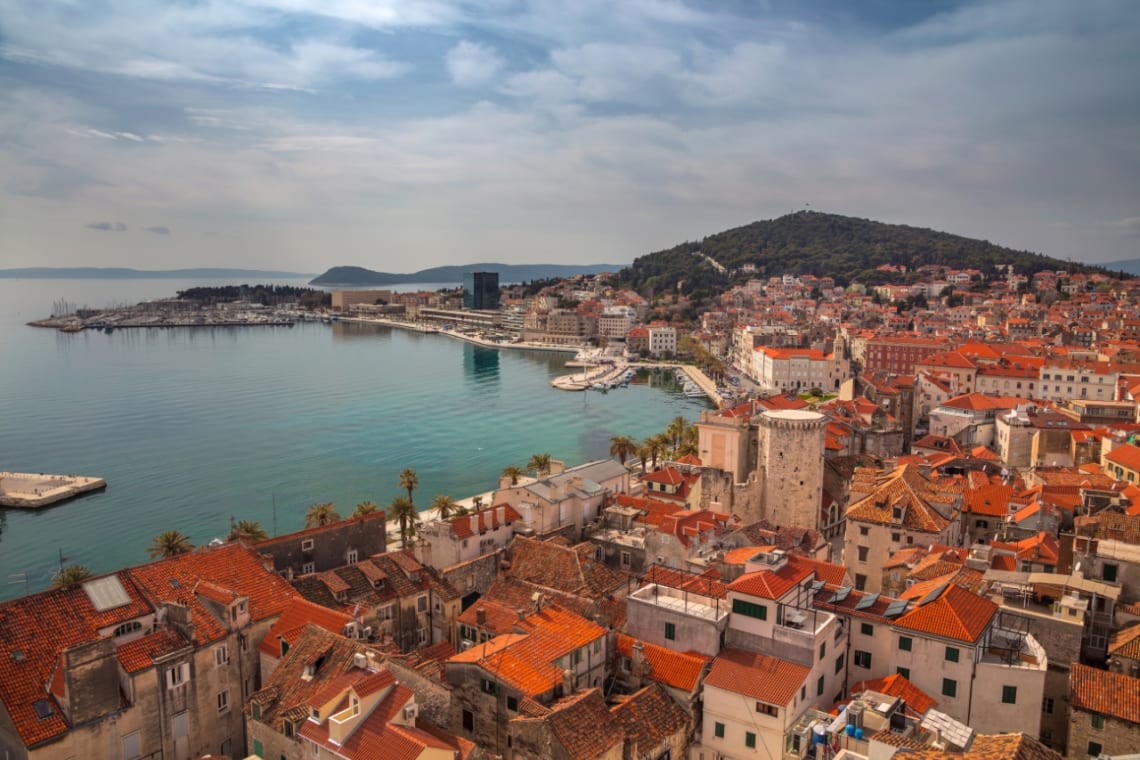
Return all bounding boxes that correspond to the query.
[463,271,500,310]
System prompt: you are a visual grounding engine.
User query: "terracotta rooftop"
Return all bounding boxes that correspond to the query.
[845,464,955,534]
[513,688,622,759]
[851,673,937,715]
[894,584,996,644]
[610,683,690,755]
[1071,661,1140,724]
[448,503,523,540]
[507,537,626,599]
[728,560,813,601]
[902,733,1060,760]
[615,634,710,692]
[704,648,810,706]
[257,597,352,658]
[1108,624,1140,661]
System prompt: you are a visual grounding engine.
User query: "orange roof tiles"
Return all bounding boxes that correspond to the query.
[728,561,813,600]
[116,628,189,674]
[851,673,937,715]
[1071,661,1140,724]
[704,648,809,706]
[257,597,352,657]
[894,584,996,644]
[845,464,955,535]
[615,634,710,692]
[449,504,523,540]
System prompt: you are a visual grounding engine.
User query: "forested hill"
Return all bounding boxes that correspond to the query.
[310,262,622,286]
[617,211,1112,297]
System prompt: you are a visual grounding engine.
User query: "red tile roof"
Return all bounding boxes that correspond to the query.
[257,597,352,657]
[851,673,937,715]
[615,634,710,692]
[610,683,690,754]
[704,648,809,706]
[1071,662,1140,724]
[728,561,813,600]
[894,584,996,644]
[448,504,523,540]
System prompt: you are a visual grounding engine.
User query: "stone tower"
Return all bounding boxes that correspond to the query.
[757,409,827,531]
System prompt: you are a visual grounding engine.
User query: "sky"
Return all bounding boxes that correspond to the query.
[1,0,1138,273]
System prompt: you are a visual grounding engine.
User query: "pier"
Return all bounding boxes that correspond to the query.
[0,472,107,508]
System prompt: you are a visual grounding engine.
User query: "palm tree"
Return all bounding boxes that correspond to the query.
[353,500,380,517]
[527,453,553,477]
[609,435,637,466]
[229,519,268,543]
[430,494,458,520]
[147,530,193,559]
[399,468,419,502]
[667,416,688,456]
[304,502,341,528]
[501,464,525,486]
[643,436,665,470]
[636,443,651,473]
[52,563,93,589]
[678,425,700,458]
[389,496,420,550]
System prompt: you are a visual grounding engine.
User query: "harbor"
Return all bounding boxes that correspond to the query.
[0,472,106,508]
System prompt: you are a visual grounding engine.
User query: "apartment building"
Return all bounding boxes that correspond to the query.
[415,504,522,568]
[1068,663,1140,759]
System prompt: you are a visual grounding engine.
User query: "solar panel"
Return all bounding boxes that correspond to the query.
[919,582,949,607]
[811,580,826,593]
[884,600,910,618]
[82,576,132,612]
[827,586,852,604]
[854,593,880,611]
[33,700,54,719]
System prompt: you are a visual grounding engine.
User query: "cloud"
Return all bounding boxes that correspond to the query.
[86,222,127,232]
[145,226,172,235]
[446,40,504,87]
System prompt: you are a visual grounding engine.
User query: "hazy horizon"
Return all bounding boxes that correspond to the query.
[3,1,1138,271]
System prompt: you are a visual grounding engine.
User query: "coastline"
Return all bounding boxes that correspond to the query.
[336,315,581,354]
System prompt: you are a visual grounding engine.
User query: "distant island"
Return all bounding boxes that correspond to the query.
[0,267,313,279]
[310,263,623,286]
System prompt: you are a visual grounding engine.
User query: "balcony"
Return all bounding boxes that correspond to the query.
[629,583,728,623]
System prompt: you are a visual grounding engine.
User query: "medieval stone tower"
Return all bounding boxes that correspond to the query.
[757,409,827,531]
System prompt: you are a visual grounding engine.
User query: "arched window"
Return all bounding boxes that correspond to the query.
[113,621,143,638]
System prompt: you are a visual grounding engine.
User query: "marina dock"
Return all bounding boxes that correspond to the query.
[0,472,107,508]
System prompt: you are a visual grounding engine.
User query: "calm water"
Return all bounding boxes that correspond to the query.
[0,278,707,599]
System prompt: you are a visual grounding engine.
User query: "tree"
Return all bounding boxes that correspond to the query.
[501,465,525,486]
[399,468,419,502]
[636,443,650,473]
[352,501,380,517]
[527,453,553,477]
[666,416,688,456]
[609,435,637,466]
[52,564,93,589]
[304,502,341,528]
[389,496,420,550]
[678,425,700,458]
[643,436,665,470]
[229,519,268,543]
[430,494,458,520]
[147,530,193,559]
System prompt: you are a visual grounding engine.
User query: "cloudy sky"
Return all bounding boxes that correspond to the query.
[1,0,1138,272]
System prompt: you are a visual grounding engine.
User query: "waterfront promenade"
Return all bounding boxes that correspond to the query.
[337,315,579,354]
[0,472,106,508]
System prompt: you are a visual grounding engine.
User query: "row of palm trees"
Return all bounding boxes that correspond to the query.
[609,415,698,472]
[51,455,565,589]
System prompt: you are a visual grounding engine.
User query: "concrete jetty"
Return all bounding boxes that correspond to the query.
[0,472,107,508]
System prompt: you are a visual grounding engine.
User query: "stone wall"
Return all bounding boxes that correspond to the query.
[387,659,453,727]
[1067,709,1140,758]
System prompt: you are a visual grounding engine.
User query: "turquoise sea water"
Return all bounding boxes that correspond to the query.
[0,278,707,599]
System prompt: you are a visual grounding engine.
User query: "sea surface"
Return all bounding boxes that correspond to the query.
[0,278,708,599]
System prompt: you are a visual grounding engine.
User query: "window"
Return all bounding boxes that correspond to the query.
[1002,685,1017,704]
[756,702,779,717]
[507,695,518,711]
[819,642,826,659]
[897,667,910,679]
[1042,697,1054,714]
[745,732,756,749]
[252,702,261,720]
[215,645,228,666]
[665,622,676,640]
[714,722,725,739]
[217,689,230,713]
[301,538,314,551]
[1103,563,1119,582]
[480,678,497,695]
[859,526,869,536]
[945,646,959,663]
[346,549,358,564]
[462,710,474,732]
[860,623,873,636]
[252,739,263,758]
[801,685,806,702]
[166,662,190,689]
[620,550,631,569]
[301,562,315,574]
[891,532,900,542]
[817,675,824,696]
[941,678,957,698]
[898,636,912,651]
[854,650,872,668]
[732,599,767,620]
[113,621,143,638]
[1088,742,1103,757]
[417,596,428,613]
[835,653,845,674]
[122,732,142,760]
[1091,714,1105,730]
[855,573,867,591]
[857,546,869,562]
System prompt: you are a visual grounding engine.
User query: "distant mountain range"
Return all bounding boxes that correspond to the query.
[616,211,1122,297]
[309,263,623,286]
[1097,258,1140,276]
[0,267,313,279]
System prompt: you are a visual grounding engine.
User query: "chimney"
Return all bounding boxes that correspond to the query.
[562,668,574,695]
[470,513,480,534]
[497,505,505,524]
[476,607,486,625]
[630,640,649,688]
